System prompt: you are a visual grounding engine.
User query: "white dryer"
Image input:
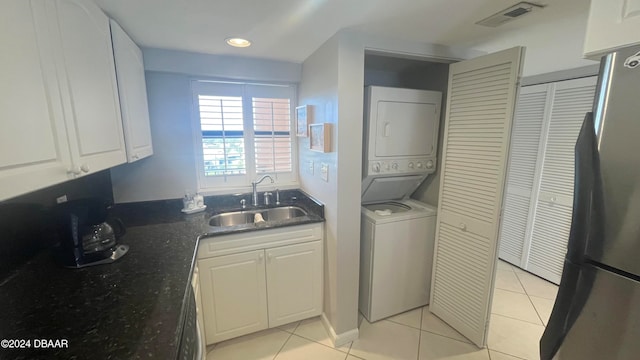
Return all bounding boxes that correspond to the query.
[359,86,441,322]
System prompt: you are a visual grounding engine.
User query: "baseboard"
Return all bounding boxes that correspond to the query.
[320,312,359,347]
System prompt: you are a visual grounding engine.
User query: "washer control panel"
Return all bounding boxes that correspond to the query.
[367,158,435,176]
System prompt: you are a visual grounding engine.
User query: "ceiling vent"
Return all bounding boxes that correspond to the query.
[476,2,545,27]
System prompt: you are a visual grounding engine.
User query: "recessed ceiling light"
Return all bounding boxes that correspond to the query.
[225,38,251,48]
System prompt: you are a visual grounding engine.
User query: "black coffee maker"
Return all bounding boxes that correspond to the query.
[53,198,128,268]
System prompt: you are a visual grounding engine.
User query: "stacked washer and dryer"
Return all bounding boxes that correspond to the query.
[359,86,442,322]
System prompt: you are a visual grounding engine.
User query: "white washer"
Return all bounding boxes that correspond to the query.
[359,199,437,322]
[359,86,441,322]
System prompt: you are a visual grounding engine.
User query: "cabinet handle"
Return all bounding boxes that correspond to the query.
[459,222,467,231]
[80,164,90,173]
[258,253,264,262]
[132,154,139,160]
[267,253,272,262]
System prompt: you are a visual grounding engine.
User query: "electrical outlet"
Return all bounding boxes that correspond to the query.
[321,163,329,182]
[307,160,314,175]
[56,195,68,204]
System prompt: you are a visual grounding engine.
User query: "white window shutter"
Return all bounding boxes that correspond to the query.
[526,77,597,283]
[430,47,524,347]
[498,84,549,266]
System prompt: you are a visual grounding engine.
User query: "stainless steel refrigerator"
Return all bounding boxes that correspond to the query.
[540,45,640,359]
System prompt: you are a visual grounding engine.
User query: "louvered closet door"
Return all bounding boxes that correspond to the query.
[498,84,550,266]
[526,77,597,284]
[430,47,524,347]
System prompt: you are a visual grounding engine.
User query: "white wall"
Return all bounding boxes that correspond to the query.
[111,72,197,202]
[297,35,341,331]
[465,10,597,77]
[111,50,302,203]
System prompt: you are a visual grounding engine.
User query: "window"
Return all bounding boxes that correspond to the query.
[192,81,297,192]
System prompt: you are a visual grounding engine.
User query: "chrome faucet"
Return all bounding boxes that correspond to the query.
[252,175,274,206]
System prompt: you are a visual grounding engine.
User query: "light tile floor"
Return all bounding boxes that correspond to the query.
[206,260,558,360]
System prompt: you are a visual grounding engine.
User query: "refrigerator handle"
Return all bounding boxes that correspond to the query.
[540,112,601,360]
[566,112,600,261]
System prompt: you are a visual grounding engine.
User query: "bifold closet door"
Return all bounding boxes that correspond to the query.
[430,47,524,347]
[526,77,597,284]
[498,84,550,266]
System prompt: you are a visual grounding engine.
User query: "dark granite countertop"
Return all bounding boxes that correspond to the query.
[0,189,323,359]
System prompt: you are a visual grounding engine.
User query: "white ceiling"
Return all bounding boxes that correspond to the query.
[95,0,590,63]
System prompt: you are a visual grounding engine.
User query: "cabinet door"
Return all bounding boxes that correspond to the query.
[265,241,322,327]
[527,77,597,284]
[498,84,550,266]
[0,0,73,201]
[198,250,268,344]
[110,19,153,163]
[50,0,126,174]
[584,0,640,58]
[430,47,524,347]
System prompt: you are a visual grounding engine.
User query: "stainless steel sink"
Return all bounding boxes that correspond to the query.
[262,206,307,222]
[208,211,254,227]
[208,206,308,227]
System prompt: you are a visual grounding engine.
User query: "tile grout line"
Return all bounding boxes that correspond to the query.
[416,307,424,360]
[494,286,527,296]
[421,328,472,345]
[491,348,529,360]
[385,318,421,330]
[490,312,544,326]
[490,313,545,327]
[491,290,545,326]
[272,322,299,360]
[417,306,475,344]
[345,341,354,359]
[288,332,352,355]
[513,269,547,326]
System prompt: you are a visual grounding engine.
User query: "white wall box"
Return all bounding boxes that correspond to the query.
[110,19,153,162]
[584,0,640,58]
[0,0,126,201]
[430,47,525,347]
[499,76,597,284]
[197,223,323,344]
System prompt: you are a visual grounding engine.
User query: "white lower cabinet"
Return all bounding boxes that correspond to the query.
[199,250,269,344]
[198,223,323,344]
[265,241,323,327]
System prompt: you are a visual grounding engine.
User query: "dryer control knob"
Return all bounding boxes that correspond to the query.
[372,163,381,173]
[426,160,434,169]
[417,162,423,169]
[391,163,399,170]
[408,162,414,169]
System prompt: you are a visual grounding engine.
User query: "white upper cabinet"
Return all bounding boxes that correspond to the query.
[50,0,126,173]
[110,19,154,162]
[584,0,640,58]
[0,0,129,201]
[0,0,73,201]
